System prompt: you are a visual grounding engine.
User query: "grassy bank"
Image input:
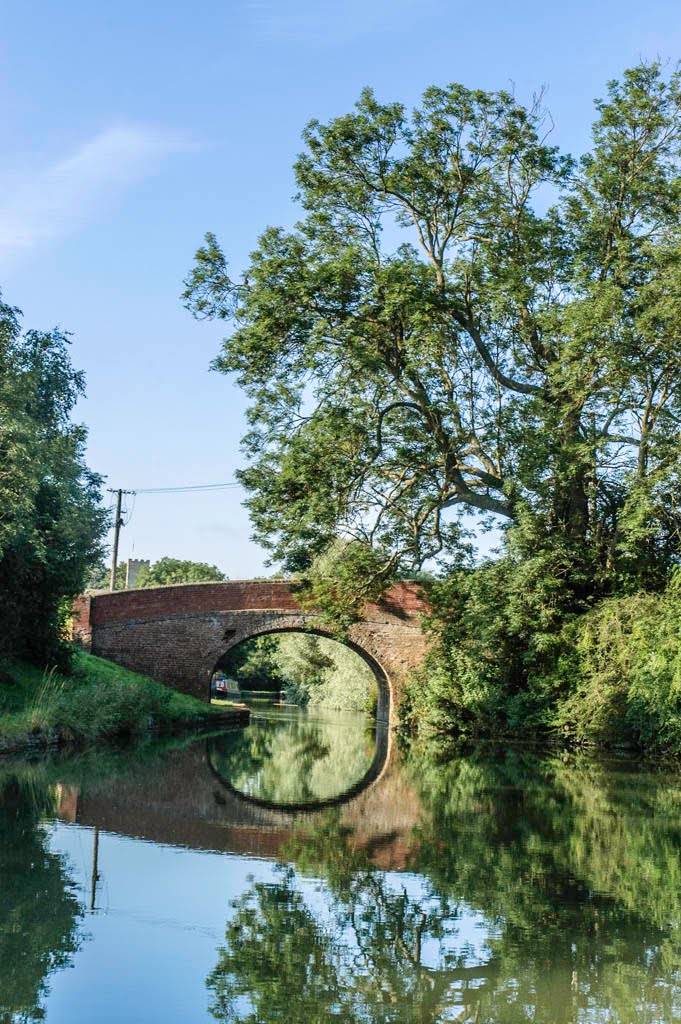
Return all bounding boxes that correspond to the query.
[0,652,246,756]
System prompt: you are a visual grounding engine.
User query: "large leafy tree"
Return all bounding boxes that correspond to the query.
[185,63,681,592]
[134,556,226,587]
[0,294,106,666]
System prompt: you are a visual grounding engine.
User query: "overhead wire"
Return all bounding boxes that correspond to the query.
[106,481,243,545]
[130,482,243,494]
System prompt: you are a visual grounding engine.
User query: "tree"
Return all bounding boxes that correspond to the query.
[216,632,377,710]
[275,632,376,711]
[84,560,126,591]
[216,634,284,691]
[135,557,226,587]
[0,295,107,667]
[185,63,681,595]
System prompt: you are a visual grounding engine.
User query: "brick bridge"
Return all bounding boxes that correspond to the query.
[72,580,430,722]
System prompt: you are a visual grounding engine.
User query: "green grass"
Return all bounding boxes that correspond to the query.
[0,651,240,755]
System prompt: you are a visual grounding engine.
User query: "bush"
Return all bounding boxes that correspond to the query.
[554,578,681,752]
[401,567,681,757]
[400,541,585,741]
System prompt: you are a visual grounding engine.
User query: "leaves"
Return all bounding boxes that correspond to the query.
[186,62,681,594]
[134,557,226,587]
[0,291,107,668]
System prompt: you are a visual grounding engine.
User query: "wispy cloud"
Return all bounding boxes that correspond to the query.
[246,0,442,45]
[0,125,192,265]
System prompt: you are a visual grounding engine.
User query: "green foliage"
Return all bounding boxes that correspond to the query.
[217,634,284,691]
[272,634,333,702]
[218,631,377,712]
[84,556,226,592]
[402,564,681,755]
[0,294,106,669]
[134,556,226,587]
[277,633,376,712]
[400,522,589,740]
[84,559,126,591]
[186,62,681,599]
[295,539,397,631]
[0,652,222,753]
[186,63,681,748]
[554,576,681,752]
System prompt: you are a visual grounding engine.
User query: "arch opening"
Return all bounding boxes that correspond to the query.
[209,626,392,724]
[206,627,393,810]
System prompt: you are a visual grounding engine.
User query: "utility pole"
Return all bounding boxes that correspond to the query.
[89,827,100,911]
[107,488,134,591]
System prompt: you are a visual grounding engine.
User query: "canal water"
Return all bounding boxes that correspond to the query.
[1,704,681,1022]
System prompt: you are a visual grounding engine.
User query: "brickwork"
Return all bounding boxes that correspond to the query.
[74,580,430,723]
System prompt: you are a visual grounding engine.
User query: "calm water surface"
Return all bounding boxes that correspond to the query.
[1,704,681,1023]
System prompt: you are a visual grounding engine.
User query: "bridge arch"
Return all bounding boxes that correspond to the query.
[213,623,392,722]
[71,580,430,725]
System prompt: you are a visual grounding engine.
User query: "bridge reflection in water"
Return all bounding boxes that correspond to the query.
[16,721,681,1023]
[55,710,419,871]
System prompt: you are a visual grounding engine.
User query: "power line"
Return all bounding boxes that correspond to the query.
[105,481,243,588]
[131,482,243,494]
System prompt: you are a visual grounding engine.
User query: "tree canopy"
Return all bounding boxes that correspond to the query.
[0,294,106,666]
[185,62,681,593]
[134,556,226,587]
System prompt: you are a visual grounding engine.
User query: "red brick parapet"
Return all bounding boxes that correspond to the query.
[76,579,429,627]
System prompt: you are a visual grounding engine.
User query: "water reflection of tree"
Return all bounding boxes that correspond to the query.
[208,716,375,804]
[409,749,681,1023]
[207,818,490,1023]
[0,776,82,1023]
[208,750,681,1023]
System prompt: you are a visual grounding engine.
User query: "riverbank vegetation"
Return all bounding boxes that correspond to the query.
[0,295,106,670]
[187,61,681,755]
[0,652,231,756]
[401,568,681,755]
[218,633,376,712]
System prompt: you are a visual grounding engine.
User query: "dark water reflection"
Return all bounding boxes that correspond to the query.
[207,704,388,809]
[1,710,681,1022]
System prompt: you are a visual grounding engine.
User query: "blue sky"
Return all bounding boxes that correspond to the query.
[1,0,680,577]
